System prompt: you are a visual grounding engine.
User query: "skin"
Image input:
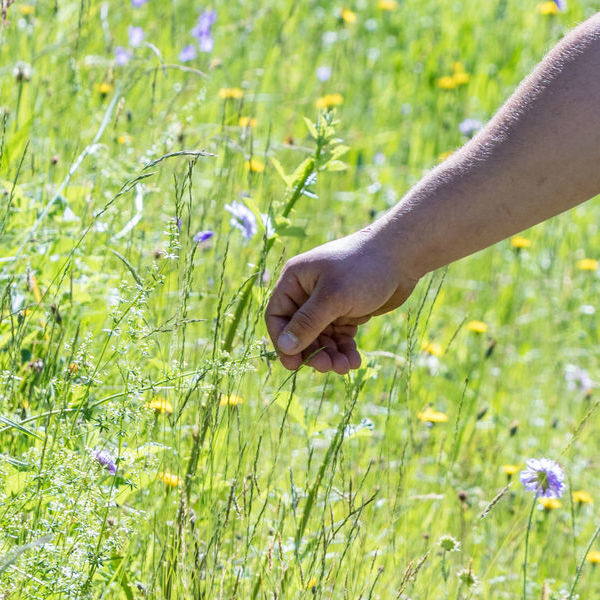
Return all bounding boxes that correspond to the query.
[265,13,600,374]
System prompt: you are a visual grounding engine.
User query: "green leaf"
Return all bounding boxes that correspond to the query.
[325,160,348,172]
[303,117,319,141]
[270,157,291,187]
[109,249,143,287]
[0,414,44,440]
[274,393,306,430]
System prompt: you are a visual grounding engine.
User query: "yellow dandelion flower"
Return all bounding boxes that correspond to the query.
[538,497,561,510]
[573,490,593,504]
[587,551,600,564]
[437,76,457,90]
[158,472,181,487]
[422,341,443,357]
[316,93,344,110]
[452,62,465,73]
[239,116,257,128]
[341,8,357,23]
[245,158,265,173]
[19,4,35,15]
[96,82,113,95]
[537,1,560,15]
[511,236,532,249]
[438,150,455,163]
[220,394,244,407]
[117,134,132,145]
[377,0,397,9]
[417,407,449,423]
[306,577,318,589]
[452,71,470,85]
[577,258,598,271]
[146,397,174,415]
[218,87,244,99]
[467,320,488,334]
[502,464,520,476]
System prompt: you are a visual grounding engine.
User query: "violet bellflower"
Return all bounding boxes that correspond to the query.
[192,10,217,53]
[92,448,117,475]
[128,25,145,47]
[193,230,214,244]
[519,458,565,498]
[225,201,257,240]
[179,44,197,62]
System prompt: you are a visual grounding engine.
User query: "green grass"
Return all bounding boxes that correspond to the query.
[1,0,600,597]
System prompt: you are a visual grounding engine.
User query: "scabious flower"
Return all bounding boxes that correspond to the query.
[92,449,117,475]
[115,46,132,66]
[128,26,144,47]
[519,458,565,498]
[192,10,217,53]
[193,230,214,244]
[179,44,197,62]
[225,201,257,240]
[459,118,482,136]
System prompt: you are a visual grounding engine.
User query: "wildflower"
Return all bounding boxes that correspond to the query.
[306,577,318,590]
[28,359,44,373]
[537,1,561,15]
[146,397,173,414]
[502,464,520,476]
[115,46,132,66]
[564,364,593,395]
[519,458,565,498]
[220,394,244,406]
[437,76,457,90]
[417,407,449,423]
[92,449,117,475]
[586,551,600,564]
[117,134,132,145]
[19,4,34,15]
[131,0,148,6]
[459,118,482,136]
[192,10,217,53]
[422,341,443,357]
[457,566,478,587]
[245,158,265,173]
[538,497,562,510]
[316,93,343,110]
[219,87,244,99]
[239,116,257,128]
[225,201,257,240]
[13,62,32,83]
[439,535,461,552]
[159,472,181,487]
[316,65,332,82]
[511,236,532,249]
[179,44,197,62]
[193,230,214,244]
[341,8,357,23]
[68,362,79,374]
[96,82,113,95]
[453,72,470,85]
[467,320,488,333]
[128,25,144,47]
[573,490,593,504]
[377,0,398,9]
[577,258,598,271]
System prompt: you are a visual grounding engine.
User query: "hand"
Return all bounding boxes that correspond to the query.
[265,227,420,374]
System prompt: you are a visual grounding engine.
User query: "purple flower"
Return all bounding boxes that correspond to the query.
[193,230,214,244]
[316,65,332,82]
[565,364,593,394]
[225,201,257,240]
[131,0,148,6]
[179,44,197,62]
[115,46,132,66]
[192,10,217,53]
[519,458,565,498]
[128,26,145,47]
[553,0,566,10]
[92,449,117,475]
[459,118,482,137]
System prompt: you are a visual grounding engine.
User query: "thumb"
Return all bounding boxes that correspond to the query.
[277,286,341,355]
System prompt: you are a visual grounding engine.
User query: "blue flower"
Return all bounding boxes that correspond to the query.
[225,201,257,240]
[553,0,567,10]
[92,449,117,475]
[115,46,132,66]
[131,0,148,6]
[193,230,214,244]
[519,458,565,498]
[192,10,217,53]
[128,25,144,47]
[179,44,197,62]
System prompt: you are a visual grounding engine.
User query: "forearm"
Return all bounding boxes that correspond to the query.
[377,13,600,280]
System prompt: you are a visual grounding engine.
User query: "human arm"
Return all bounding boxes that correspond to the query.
[265,13,600,374]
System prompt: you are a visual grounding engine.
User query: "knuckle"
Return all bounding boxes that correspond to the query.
[290,308,316,333]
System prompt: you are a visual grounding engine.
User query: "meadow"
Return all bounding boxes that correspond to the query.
[1,0,600,597]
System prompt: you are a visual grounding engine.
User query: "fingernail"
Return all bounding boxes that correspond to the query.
[277,331,298,354]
